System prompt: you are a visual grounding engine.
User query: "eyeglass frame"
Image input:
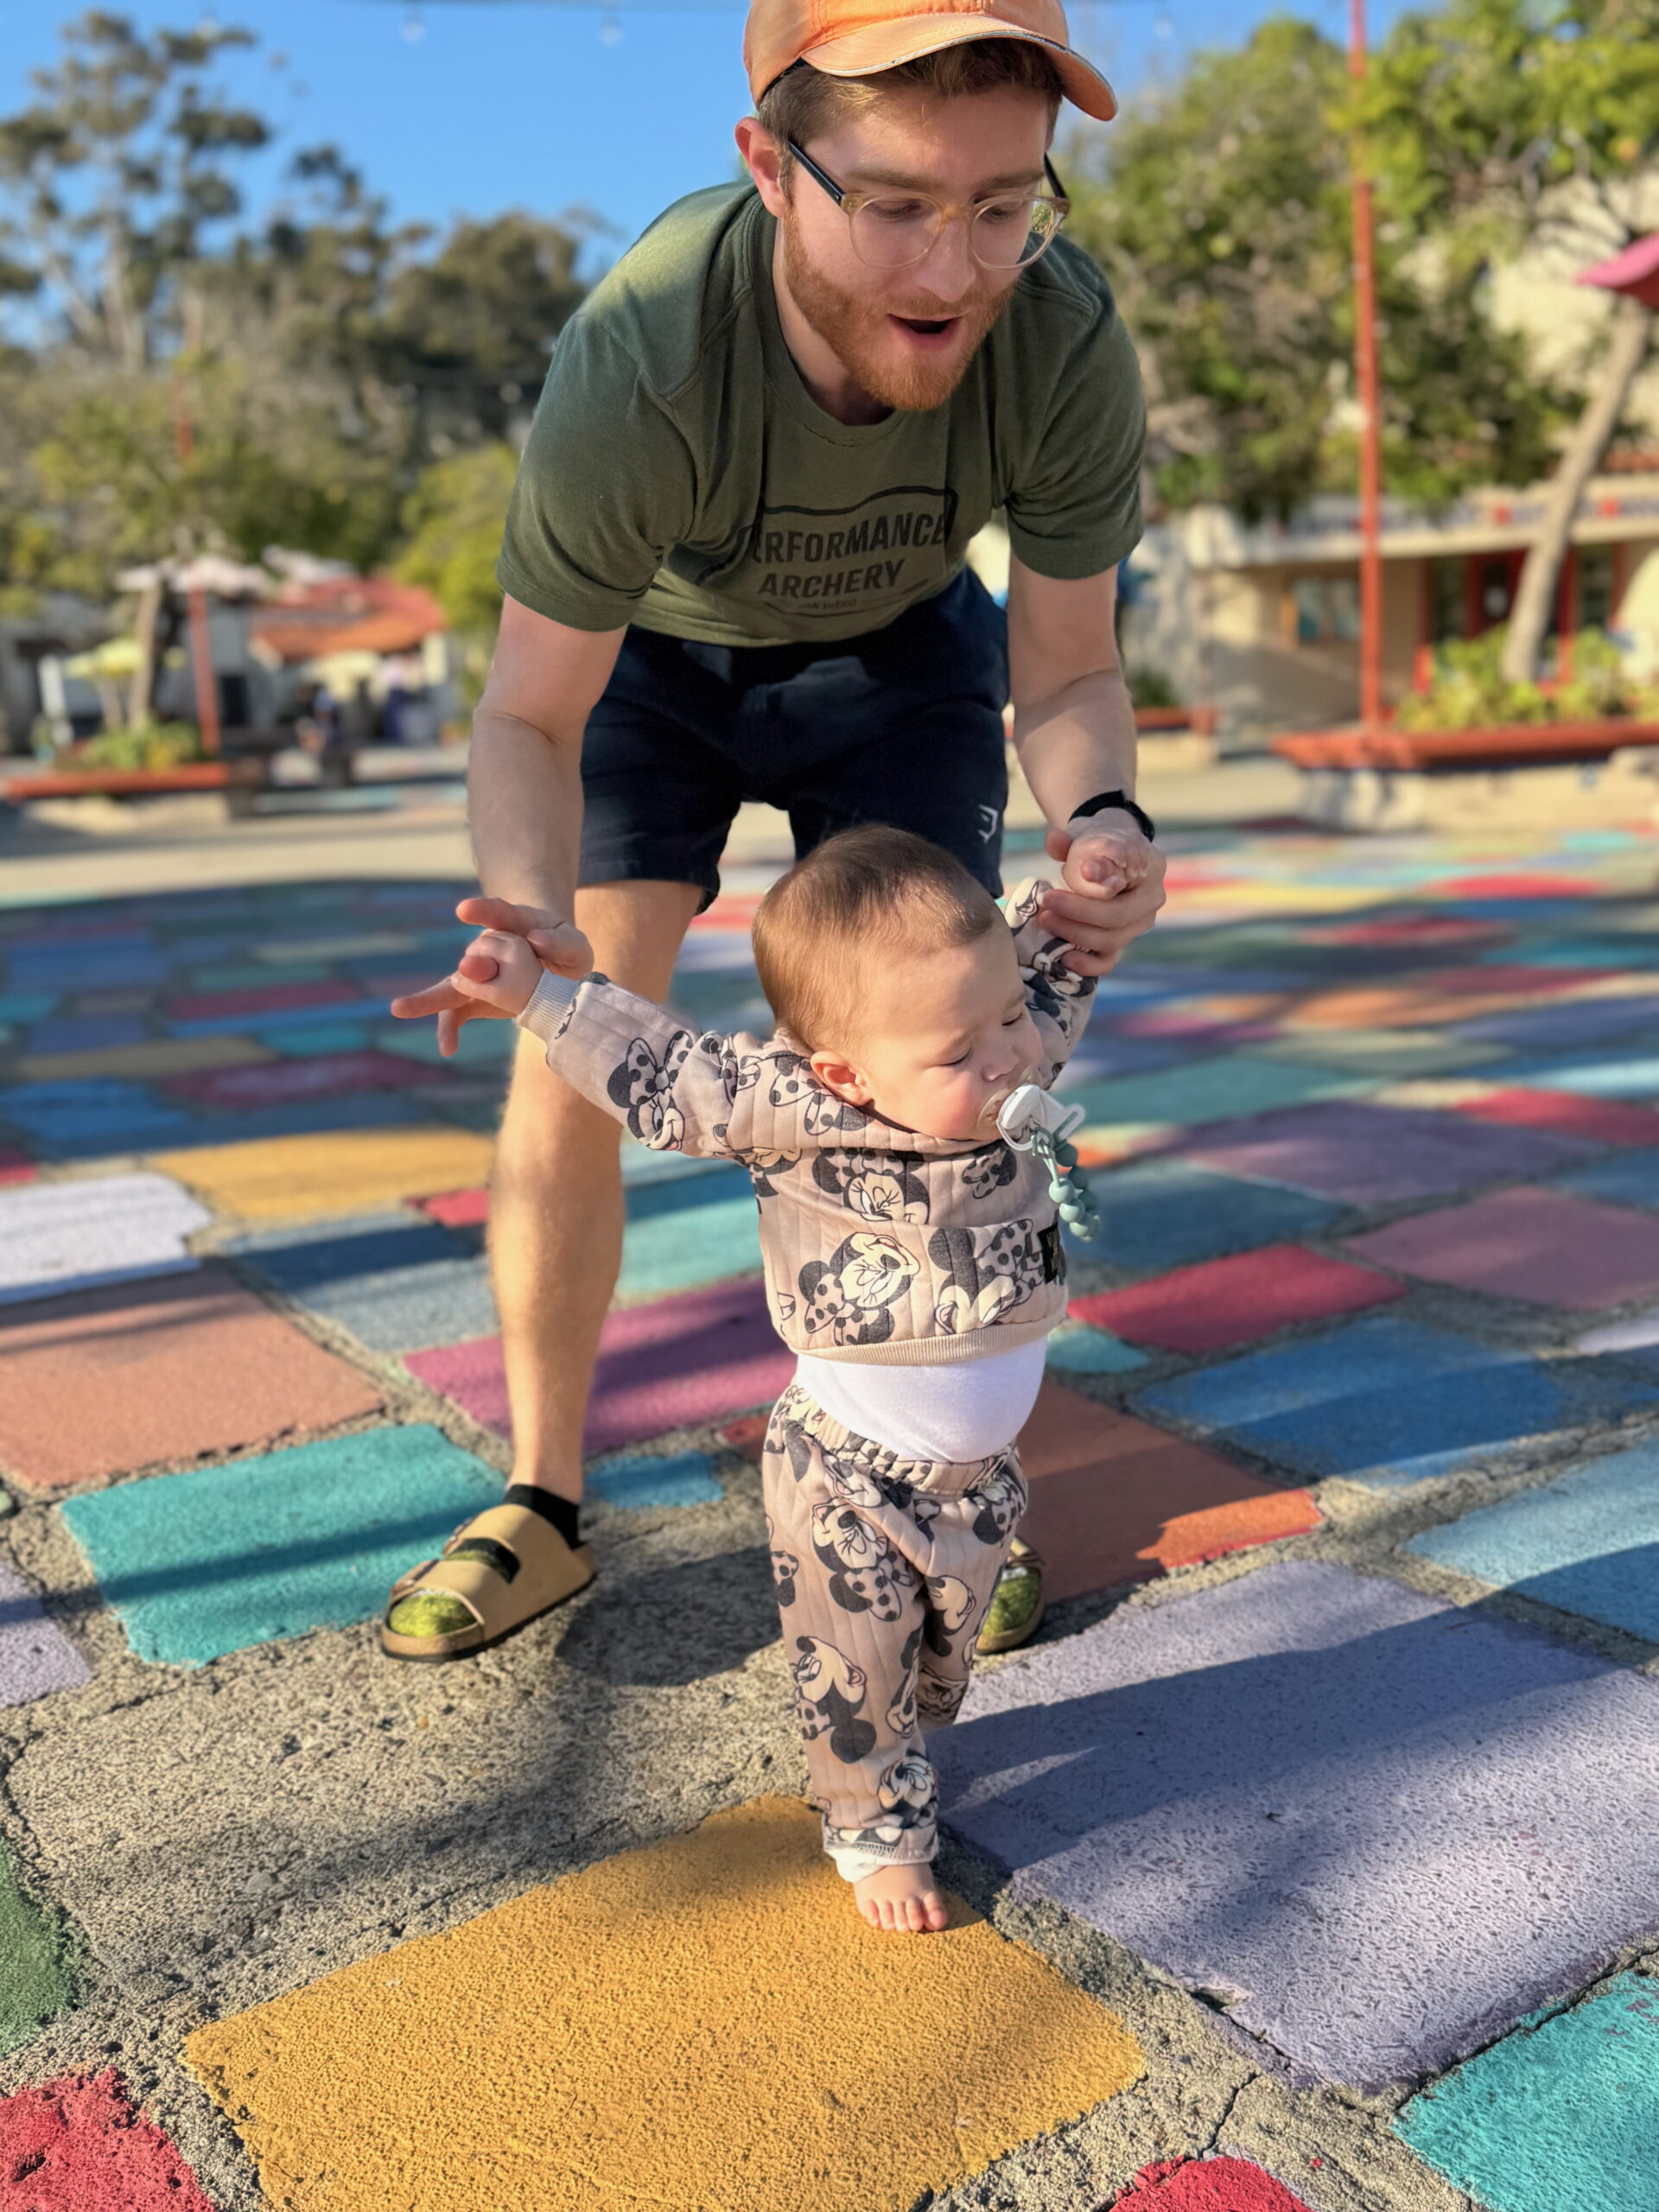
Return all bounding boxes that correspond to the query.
[784,139,1071,270]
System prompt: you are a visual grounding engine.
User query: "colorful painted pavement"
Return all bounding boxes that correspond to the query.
[2,817,1659,2212]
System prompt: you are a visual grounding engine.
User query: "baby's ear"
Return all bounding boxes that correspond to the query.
[810,1049,874,1106]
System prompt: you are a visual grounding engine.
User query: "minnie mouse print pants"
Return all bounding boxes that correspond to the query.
[760,1382,1026,1882]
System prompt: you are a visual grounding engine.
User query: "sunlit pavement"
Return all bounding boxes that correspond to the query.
[1,765,1657,2212]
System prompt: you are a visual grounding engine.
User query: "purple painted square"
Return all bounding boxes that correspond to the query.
[404,1277,794,1455]
[1173,1100,1591,1205]
[1457,993,1659,1051]
[1346,1186,1659,1310]
[0,1558,91,1707]
[935,1559,1659,2088]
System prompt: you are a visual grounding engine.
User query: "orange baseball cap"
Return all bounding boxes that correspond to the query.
[745,0,1118,123]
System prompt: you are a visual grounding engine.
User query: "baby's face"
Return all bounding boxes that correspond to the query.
[810,926,1044,1142]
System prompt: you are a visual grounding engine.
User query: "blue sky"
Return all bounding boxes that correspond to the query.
[2,0,1407,266]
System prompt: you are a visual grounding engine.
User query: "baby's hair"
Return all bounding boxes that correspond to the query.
[752,823,1002,1051]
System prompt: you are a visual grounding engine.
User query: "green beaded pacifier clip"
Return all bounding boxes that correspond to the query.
[995,1083,1101,1241]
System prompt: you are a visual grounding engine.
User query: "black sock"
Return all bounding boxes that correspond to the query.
[505,1483,582,1548]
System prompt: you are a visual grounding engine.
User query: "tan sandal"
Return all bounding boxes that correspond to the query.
[976,1538,1046,1655]
[380,1491,594,1662]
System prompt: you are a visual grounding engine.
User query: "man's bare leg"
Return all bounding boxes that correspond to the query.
[386,878,703,1642]
[492,878,703,1498]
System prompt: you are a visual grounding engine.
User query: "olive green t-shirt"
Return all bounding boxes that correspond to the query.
[498,183,1146,649]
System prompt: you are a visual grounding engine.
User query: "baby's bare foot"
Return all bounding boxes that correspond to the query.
[853,1862,949,1934]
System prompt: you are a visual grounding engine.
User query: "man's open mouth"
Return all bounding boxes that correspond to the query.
[893,315,957,339]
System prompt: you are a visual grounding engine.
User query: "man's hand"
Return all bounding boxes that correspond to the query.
[1038,819,1166,977]
[388,895,594,1058]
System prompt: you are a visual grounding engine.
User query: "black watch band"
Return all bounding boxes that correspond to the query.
[1068,789,1156,842]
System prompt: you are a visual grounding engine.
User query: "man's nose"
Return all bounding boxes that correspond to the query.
[911,213,979,302]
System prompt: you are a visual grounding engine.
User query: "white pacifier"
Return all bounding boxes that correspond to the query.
[995,1083,1086,1150]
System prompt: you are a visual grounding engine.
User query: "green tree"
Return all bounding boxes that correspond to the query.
[0,10,268,368]
[1065,15,1565,522]
[1351,0,1659,680]
[396,443,520,702]
[0,12,596,739]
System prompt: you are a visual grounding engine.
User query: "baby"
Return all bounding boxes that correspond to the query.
[439,825,1098,1934]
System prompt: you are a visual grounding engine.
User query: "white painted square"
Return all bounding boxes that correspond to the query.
[0,1172,213,1306]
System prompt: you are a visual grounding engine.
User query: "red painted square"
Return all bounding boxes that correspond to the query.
[1113,2154,1318,2209]
[0,2070,216,2211]
[0,1267,384,1491]
[405,1278,795,1456]
[1071,1244,1405,1355]
[160,1049,428,1109]
[1416,874,1599,899]
[1314,916,1508,948]
[1345,1185,1659,1310]
[163,978,359,1023]
[1449,1089,1659,1145]
[1424,963,1610,997]
[1016,1378,1319,1601]
[0,1147,35,1185]
[418,1185,490,1229]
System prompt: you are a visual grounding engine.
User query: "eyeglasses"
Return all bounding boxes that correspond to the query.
[785,140,1071,272]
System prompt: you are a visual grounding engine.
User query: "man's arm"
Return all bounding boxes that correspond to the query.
[470,594,626,917]
[1006,555,1166,976]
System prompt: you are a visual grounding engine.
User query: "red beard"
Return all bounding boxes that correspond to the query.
[780,215,1014,414]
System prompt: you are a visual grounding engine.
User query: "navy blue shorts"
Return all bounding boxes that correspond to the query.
[579,568,1009,908]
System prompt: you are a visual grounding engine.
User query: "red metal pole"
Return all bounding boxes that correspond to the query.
[173,376,222,757]
[1349,0,1384,731]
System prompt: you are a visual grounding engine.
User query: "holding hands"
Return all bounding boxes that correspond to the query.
[389,895,592,1057]
[1037,816,1166,978]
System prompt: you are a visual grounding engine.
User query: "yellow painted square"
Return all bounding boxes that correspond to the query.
[186,1796,1143,2212]
[16,1035,276,1083]
[153,1124,494,1218]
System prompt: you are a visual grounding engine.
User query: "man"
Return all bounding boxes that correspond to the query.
[385,0,1166,1662]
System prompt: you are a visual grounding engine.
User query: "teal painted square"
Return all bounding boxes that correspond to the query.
[187,962,334,992]
[1087,1155,1344,1274]
[1046,1322,1147,1375]
[1407,1437,1659,1641]
[1395,1974,1659,2212]
[586,1450,721,1510]
[267,1022,378,1058]
[376,1020,517,1067]
[60,1426,503,1666]
[1138,1315,1659,1491]
[1067,1055,1367,1130]
[617,1187,760,1297]
[0,994,58,1025]
[1476,938,1656,969]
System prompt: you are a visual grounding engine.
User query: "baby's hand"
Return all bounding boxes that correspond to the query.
[1062,824,1151,899]
[450,930,544,1019]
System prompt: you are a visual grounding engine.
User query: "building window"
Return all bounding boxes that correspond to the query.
[1579,545,1617,632]
[1289,575,1362,645]
[1428,557,1464,643]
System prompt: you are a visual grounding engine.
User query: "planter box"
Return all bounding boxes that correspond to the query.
[1273,718,1659,833]
[2,760,261,803]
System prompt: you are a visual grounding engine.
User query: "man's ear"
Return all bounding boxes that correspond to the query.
[810,1049,874,1106]
[735,118,788,216]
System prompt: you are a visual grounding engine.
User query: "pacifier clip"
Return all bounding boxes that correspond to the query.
[995,1084,1101,1241]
